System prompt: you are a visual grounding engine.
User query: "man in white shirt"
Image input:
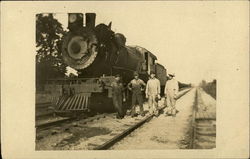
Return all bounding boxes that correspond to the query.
[145,71,161,116]
[164,73,179,116]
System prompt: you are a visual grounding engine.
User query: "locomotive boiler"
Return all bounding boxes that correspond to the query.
[45,13,167,115]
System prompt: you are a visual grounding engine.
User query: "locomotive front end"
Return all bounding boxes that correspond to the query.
[45,13,117,115]
[44,13,162,116]
[62,13,98,70]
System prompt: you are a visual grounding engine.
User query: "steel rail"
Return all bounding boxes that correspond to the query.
[94,88,192,150]
[188,88,216,149]
[188,88,198,149]
[36,114,107,131]
[36,117,76,130]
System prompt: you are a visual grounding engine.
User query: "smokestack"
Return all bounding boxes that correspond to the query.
[85,13,96,28]
[68,13,83,31]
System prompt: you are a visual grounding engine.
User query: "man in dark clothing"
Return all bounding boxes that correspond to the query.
[128,72,146,117]
[111,74,126,119]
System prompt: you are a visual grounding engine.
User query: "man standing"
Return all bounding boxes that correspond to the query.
[145,71,161,116]
[111,74,126,119]
[128,72,146,117]
[164,73,179,117]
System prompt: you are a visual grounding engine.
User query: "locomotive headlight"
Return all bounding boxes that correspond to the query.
[62,23,98,70]
[68,36,88,59]
[69,14,77,23]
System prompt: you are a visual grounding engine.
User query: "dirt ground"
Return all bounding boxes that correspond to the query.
[110,88,196,149]
[36,89,191,150]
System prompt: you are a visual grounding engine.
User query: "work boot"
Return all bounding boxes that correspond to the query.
[116,114,123,119]
[176,109,179,114]
[172,109,177,116]
[165,109,172,116]
[154,110,159,117]
[130,107,136,117]
[148,108,154,116]
[131,112,137,118]
[140,112,145,117]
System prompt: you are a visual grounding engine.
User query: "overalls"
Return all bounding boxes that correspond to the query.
[145,78,161,115]
[129,79,145,116]
[164,79,179,115]
[111,81,124,118]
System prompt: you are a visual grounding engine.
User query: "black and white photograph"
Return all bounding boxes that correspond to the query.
[1,1,249,158]
[35,10,217,150]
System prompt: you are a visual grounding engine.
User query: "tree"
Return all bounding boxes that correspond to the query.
[199,80,207,88]
[199,79,216,99]
[36,14,67,89]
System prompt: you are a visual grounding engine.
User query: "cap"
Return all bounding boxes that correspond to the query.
[150,71,155,75]
[133,72,139,76]
[115,74,121,78]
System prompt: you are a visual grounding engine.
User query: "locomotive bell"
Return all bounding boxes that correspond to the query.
[114,33,126,48]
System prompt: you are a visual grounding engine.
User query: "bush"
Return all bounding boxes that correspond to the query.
[200,79,216,99]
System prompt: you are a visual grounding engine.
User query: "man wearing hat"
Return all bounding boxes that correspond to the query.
[145,71,161,116]
[111,74,126,119]
[164,73,179,116]
[127,72,146,117]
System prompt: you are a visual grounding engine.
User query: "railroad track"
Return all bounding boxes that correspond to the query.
[35,102,73,130]
[36,102,55,119]
[36,117,76,130]
[36,103,95,130]
[189,88,216,149]
[36,88,192,150]
[36,112,108,130]
[36,113,108,142]
[93,88,192,150]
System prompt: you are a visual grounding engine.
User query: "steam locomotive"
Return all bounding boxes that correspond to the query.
[45,13,167,115]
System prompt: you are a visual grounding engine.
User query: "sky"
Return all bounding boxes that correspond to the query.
[53,2,229,84]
